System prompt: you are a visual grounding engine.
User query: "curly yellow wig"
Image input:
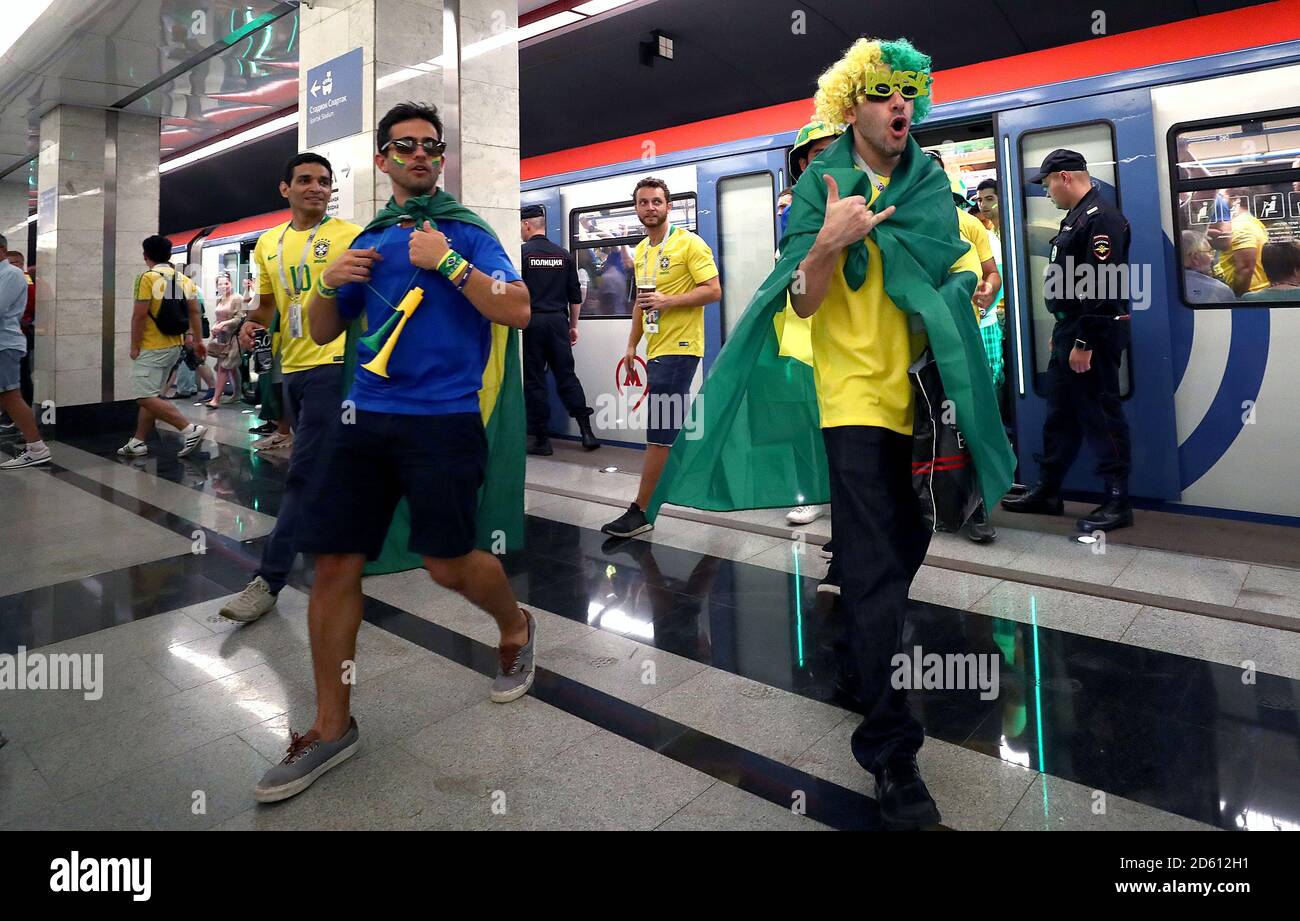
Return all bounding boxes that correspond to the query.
[812,37,933,129]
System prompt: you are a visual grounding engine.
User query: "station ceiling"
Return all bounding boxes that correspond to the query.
[0,0,1274,227]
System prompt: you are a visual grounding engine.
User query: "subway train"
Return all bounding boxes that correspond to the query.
[172,30,1300,526]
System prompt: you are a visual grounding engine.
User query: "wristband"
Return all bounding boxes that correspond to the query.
[1074,339,1088,351]
[316,278,340,299]
[454,264,475,292]
[437,248,468,281]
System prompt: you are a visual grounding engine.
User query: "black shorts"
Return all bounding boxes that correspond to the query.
[296,410,487,561]
[645,354,700,446]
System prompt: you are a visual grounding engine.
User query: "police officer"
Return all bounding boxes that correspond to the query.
[520,204,599,454]
[1002,149,1133,532]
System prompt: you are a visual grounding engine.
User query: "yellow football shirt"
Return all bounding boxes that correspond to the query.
[810,180,982,435]
[253,216,360,372]
[1217,212,1269,294]
[957,207,993,264]
[632,226,719,359]
[135,265,197,351]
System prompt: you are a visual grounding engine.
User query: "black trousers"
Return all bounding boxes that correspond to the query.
[824,425,931,773]
[523,310,589,435]
[1039,325,1131,487]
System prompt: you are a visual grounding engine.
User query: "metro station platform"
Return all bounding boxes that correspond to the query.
[3,406,1297,832]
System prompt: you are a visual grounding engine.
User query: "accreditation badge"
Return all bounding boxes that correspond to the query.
[288,300,304,339]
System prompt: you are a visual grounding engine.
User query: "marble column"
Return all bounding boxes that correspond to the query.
[34,106,159,409]
[298,0,519,255]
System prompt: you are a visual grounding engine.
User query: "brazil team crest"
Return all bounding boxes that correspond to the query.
[314,239,331,259]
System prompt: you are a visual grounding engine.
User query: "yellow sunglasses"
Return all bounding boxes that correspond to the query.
[858,69,931,100]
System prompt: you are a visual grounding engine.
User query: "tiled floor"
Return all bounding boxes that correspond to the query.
[2,420,1298,831]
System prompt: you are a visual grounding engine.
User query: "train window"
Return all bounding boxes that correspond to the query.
[1169,110,1300,308]
[1018,122,1131,397]
[717,173,775,342]
[568,193,697,318]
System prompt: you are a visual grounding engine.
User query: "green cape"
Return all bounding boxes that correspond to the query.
[344,190,526,574]
[646,132,1015,520]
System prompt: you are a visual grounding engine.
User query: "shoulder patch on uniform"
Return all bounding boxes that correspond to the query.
[1091,233,1112,261]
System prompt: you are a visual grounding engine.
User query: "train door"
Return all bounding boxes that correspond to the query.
[997,88,1181,500]
[695,149,785,359]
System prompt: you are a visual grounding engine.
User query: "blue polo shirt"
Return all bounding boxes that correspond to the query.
[336,219,521,414]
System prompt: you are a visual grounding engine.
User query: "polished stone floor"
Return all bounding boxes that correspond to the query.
[1,405,1298,831]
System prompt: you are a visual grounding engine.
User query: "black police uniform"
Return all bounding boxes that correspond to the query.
[1004,150,1133,531]
[520,228,597,451]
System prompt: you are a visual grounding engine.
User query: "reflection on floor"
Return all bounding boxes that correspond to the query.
[1,412,1297,831]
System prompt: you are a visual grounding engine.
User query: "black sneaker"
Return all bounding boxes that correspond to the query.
[251,421,277,435]
[601,502,652,538]
[874,753,941,829]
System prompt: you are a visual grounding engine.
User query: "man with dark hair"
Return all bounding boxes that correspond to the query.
[519,202,598,455]
[976,178,999,234]
[601,177,721,537]
[0,234,48,468]
[220,152,362,623]
[120,235,207,458]
[1244,240,1300,301]
[254,102,533,803]
[1216,188,1269,296]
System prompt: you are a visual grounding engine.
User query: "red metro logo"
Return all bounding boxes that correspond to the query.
[615,355,649,411]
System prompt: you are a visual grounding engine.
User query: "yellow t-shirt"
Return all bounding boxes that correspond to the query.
[810,180,982,435]
[632,226,719,359]
[957,208,993,264]
[135,265,197,351]
[1218,212,1269,294]
[253,216,361,373]
[957,207,993,318]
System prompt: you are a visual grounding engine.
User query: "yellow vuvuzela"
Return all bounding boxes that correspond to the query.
[362,286,424,378]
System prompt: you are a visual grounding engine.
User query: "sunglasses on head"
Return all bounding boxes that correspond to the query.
[381,137,447,157]
[858,69,930,100]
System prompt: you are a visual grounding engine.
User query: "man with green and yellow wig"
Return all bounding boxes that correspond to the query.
[645,37,1014,828]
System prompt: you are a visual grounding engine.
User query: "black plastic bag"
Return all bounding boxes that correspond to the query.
[909,349,980,533]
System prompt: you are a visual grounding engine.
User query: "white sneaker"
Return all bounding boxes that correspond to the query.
[177,424,207,458]
[117,440,148,457]
[219,576,278,623]
[1,447,51,469]
[786,504,825,526]
[254,432,293,451]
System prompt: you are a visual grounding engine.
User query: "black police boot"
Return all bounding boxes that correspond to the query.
[873,753,942,829]
[966,501,997,543]
[1000,482,1064,516]
[526,433,553,456]
[1077,480,1133,533]
[575,411,600,451]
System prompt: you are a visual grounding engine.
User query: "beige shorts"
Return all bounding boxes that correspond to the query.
[132,346,182,399]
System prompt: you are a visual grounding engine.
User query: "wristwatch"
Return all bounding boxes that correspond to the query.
[1074,338,1088,351]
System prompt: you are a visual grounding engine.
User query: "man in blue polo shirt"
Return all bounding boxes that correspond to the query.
[254,102,533,804]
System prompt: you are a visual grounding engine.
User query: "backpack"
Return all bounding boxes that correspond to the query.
[148,270,191,336]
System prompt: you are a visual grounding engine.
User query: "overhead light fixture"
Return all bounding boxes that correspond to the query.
[159,112,298,174]
[0,0,56,60]
[573,0,635,14]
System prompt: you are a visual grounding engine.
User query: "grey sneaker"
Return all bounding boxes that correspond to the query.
[491,608,536,703]
[117,439,148,457]
[219,576,278,623]
[1,447,51,469]
[177,424,207,458]
[255,718,360,804]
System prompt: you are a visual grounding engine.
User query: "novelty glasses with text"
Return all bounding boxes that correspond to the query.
[856,69,930,100]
